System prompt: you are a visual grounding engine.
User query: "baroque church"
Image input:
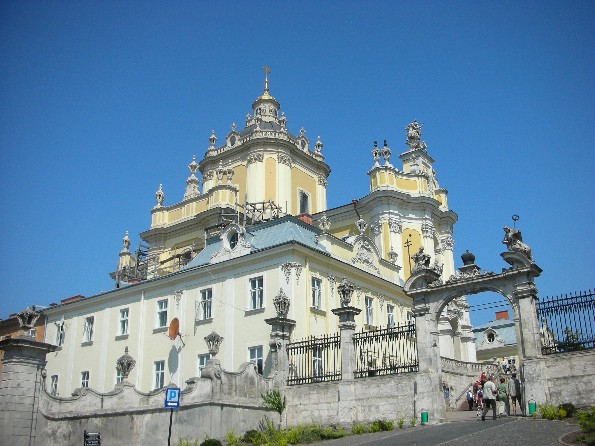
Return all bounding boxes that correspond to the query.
[42,70,476,396]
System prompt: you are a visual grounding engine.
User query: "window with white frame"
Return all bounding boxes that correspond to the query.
[82,317,94,343]
[365,297,374,326]
[119,308,129,335]
[406,310,414,325]
[154,360,165,389]
[55,322,65,346]
[249,276,264,310]
[313,346,324,378]
[50,375,58,396]
[299,190,310,214]
[248,346,263,374]
[26,328,36,338]
[197,353,211,377]
[115,368,123,385]
[311,277,322,309]
[387,304,395,327]
[156,300,168,328]
[198,289,212,320]
[81,371,89,388]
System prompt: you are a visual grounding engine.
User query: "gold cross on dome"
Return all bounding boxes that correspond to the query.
[263,65,270,92]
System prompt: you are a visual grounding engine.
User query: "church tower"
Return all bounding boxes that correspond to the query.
[113,68,330,283]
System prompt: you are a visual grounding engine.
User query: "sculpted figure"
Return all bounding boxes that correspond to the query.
[502,226,532,260]
[411,246,431,272]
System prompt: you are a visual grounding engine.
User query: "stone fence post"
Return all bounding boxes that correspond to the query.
[0,336,56,446]
[265,288,296,386]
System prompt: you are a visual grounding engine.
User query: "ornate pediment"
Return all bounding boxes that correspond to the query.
[210,223,251,264]
[351,235,381,275]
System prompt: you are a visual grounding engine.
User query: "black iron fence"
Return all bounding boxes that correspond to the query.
[286,333,341,385]
[353,322,418,378]
[537,289,595,354]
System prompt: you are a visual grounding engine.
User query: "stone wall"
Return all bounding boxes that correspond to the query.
[539,349,595,408]
[38,362,273,446]
[440,357,499,410]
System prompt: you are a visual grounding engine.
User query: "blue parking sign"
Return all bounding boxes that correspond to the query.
[164,387,180,409]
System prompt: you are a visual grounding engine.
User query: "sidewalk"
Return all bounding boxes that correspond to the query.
[307,412,579,446]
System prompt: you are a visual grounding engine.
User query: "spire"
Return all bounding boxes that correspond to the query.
[252,66,280,121]
[184,155,200,200]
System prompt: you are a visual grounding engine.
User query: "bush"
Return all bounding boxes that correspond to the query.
[243,429,267,445]
[320,426,346,439]
[409,417,417,427]
[371,419,394,432]
[175,440,199,446]
[226,431,241,446]
[538,403,567,420]
[397,417,405,429]
[578,407,595,434]
[200,439,222,446]
[559,403,578,418]
[352,423,366,435]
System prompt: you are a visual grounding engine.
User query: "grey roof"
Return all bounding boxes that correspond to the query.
[184,216,327,269]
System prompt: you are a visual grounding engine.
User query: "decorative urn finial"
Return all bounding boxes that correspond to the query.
[204,331,224,357]
[16,307,40,334]
[337,278,355,307]
[116,346,136,381]
[273,288,290,318]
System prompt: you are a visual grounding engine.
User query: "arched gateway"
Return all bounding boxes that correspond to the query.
[404,227,546,420]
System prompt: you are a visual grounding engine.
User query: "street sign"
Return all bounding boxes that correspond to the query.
[84,430,101,446]
[164,387,181,409]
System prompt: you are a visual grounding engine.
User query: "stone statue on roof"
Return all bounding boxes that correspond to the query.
[502,226,532,260]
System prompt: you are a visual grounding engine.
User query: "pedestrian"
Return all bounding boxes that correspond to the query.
[508,372,522,416]
[497,377,508,417]
[476,385,484,419]
[466,387,474,411]
[481,375,497,421]
[480,371,486,386]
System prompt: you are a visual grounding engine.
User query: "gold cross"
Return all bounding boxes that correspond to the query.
[263,65,270,92]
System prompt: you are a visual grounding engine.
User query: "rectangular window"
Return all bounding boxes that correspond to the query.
[50,375,58,396]
[154,360,165,389]
[83,317,94,343]
[26,328,36,338]
[197,289,212,320]
[406,311,414,325]
[387,304,395,327]
[55,322,65,346]
[299,190,309,214]
[248,346,263,374]
[313,346,324,378]
[365,297,374,326]
[249,276,264,310]
[119,308,129,335]
[156,300,168,328]
[115,369,123,385]
[81,371,89,388]
[311,277,322,309]
[197,353,211,377]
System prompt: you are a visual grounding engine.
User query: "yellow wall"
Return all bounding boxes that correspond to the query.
[401,228,422,280]
[231,163,247,205]
[396,177,418,191]
[264,157,277,202]
[291,167,317,214]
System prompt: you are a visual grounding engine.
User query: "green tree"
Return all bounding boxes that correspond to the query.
[261,389,287,427]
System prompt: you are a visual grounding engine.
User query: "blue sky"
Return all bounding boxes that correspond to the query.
[1,1,593,327]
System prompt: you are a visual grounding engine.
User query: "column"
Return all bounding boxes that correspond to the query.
[0,337,57,446]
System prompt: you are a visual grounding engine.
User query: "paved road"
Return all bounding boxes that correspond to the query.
[309,415,578,446]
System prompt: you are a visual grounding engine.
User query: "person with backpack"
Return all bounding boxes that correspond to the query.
[466,387,474,411]
[508,372,522,416]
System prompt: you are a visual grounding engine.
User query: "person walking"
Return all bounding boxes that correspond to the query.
[466,387,474,411]
[481,375,497,421]
[497,377,508,417]
[508,372,522,416]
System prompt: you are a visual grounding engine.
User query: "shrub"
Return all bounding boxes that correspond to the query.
[200,439,222,446]
[369,422,382,433]
[539,403,565,420]
[559,403,578,418]
[226,431,241,446]
[371,419,394,432]
[243,429,267,445]
[261,389,287,424]
[175,439,199,446]
[409,417,417,427]
[578,407,595,434]
[397,417,405,429]
[320,426,346,439]
[352,423,366,435]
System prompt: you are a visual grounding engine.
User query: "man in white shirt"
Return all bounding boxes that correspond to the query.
[482,375,497,421]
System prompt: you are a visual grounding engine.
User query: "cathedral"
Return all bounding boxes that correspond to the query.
[42,70,475,396]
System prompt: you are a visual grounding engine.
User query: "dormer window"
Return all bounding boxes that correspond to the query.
[487,332,495,343]
[229,231,239,249]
